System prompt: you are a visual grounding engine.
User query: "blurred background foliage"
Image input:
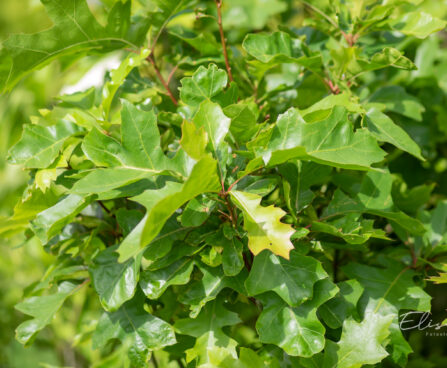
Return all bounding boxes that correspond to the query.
[2,0,447,367]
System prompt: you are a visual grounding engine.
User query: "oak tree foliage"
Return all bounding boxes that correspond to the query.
[3,0,447,366]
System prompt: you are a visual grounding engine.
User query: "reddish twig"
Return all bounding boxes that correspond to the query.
[147,54,178,105]
[324,78,340,94]
[406,241,418,268]
[227,177,243,192]
[214,0,234,82]
[167,63,180,86]
[341,31,359,47]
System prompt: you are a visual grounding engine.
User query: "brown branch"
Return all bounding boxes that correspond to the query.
[243,252,253,272]
[214,0,234,82]
[97,200,111,214]
[147,54,178,105]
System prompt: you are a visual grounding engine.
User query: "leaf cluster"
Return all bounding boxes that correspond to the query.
[3,0,447,367]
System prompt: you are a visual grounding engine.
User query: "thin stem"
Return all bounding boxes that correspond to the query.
[147,54,178,105]
[214,0,234,82]
[227,176,243,192]
[223,194,237,227]
[97,200,111,214]
[301,0,338,29]
[167,63,181,86]
[406,241,418,268]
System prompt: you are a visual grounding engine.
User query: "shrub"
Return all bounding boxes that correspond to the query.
[2,0,447,366]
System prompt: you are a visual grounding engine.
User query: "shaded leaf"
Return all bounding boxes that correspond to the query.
[92,292,176,358]
[140,258,194,299]
[365,108,424,160]
[245,250,328,306]
[256,279,338,357]
[90,246,141,312]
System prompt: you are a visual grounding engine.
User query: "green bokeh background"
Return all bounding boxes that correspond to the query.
[0,2,103,366]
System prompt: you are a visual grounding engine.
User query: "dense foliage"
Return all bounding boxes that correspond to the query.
[3,0,447,366]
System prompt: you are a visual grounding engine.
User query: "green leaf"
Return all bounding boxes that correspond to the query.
[353,47,416,76]
[192,100,231,157]
[8,121,83,169]
[223,0,287,30]
[117,156,221,261]
[31,194,90,244]
[324,170,426,235]
[179,263,247,317]
[217,348,270,368]
[180,121,208,161]
[365,108,424,160]
[15,281,85,344]
[185,330,238,366]
[224,102,261,144]
[368,86,425,121]
[89,246,141,312]
[393,179,435,214]
[0,186,59,236]
[175,298,241,337]
[251,106,386,171]
[102,48,149,120]
[242,31,322,71]
[245,250,328,306]
[147,0,197,50]
[179,64,227,106]
[323,311,393,368]
[82,100,191,178]
[312,213,389,244]
[92,292,176,357]
[391,12,446,39]
[416,200,447,255]
[140,258,194,299]
[341,259,432,366]
[230,190,295,259]
[300,93,364,118]
[181,196,215,227]
[0,0,137,91]
[71,168,157,195]
[222,238,244,276]
[342,260,431,313]
[256,279,338,357]
[319,279,364,329]
[176,298,240,366]
[427,272,447,284]
[169,27,220,56]
[279,161,331,218]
